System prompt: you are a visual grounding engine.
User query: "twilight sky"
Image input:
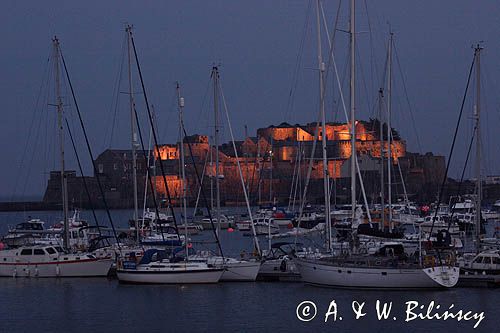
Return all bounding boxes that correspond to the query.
[1,0,499,199]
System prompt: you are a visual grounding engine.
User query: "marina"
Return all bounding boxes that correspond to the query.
[1,0,500,332]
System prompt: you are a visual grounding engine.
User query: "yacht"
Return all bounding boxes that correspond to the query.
[2,219,46,247]
[0,245,113,277]
[116,248,224,284]
[294,243,459,288]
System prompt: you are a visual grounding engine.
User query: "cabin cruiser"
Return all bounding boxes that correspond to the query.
[198,214,234,230]
[2,218,46,247]
[482,200,500,220]
[293,209,324,229]
[133,208,174,228]
[244,217,279,236]
[116,248,224,284]
[457,250,500,287]
[0,245,113,277]
[417,215,460,234]
[139,231,185,247]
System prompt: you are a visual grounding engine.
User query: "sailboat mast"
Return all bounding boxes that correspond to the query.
[126,25,139,241]
[350,0,356,219]
[474,44,483,246]
[316,0,332,251]
[177,82,189,258]
[378,89,385,230]
[269,137,273,203]
[212,66,221,236]
[53,37,69,249]
[387,32,393,231]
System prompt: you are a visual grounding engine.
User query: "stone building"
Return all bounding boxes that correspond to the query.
[42,119,447,207]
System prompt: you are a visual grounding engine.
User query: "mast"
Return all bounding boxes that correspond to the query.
[152,105,158,205]
[53,37,69,249]
[378,88,385,230]
[316,0,332,251]
[212,66,221,236]
[177,82,189,258]
[209,135,214,211]
[350,0,356,220]
[474,44,483,246]
[126,24,139,241]
[387,32,393,231]
[257,136,261,205]
[269,137,273,204]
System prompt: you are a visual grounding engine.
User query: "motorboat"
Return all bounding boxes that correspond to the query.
[0,245,113,277]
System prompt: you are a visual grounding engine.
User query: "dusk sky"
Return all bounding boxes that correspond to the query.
[1,0,499,199]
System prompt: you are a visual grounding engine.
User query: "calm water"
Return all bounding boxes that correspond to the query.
[0,209,498,332]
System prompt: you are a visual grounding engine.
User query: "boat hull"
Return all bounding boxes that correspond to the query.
[294,257,459,289]
[116,268,224,284]
[220,261,261,281]
[0,258,113,278]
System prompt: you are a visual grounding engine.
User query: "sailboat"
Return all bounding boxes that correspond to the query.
[0,37,113,277]
[457,44,500,287]
[183,68,261,281]
[293,0,459,288]
[115,26,224,284]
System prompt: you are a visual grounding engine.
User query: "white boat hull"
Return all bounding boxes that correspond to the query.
[116,268,224,284]
[0,258,113,278]
[220,261,261,281]
[294,257,459,288]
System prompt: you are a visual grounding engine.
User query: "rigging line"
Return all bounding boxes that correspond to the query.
[447,126,476,233]
[393,41,423,153]
[192,149,210,215]
[428,51,476,239]
[284,0,313,122]
[65,118,101,234]
[20,59,54,200]
[12,54,51,200]
[107,32,127,149]
[219,80,261,255]
[195,76,213,135]
[363,0,378,99]
[159,89,178,143]
[320,0,342,124]
[59,51,121,250]
[355,39,373,121]
[181,125,224,258]
[132,99,167,242]
[129,33,179,229]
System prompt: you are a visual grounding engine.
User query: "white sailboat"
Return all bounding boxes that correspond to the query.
[0,37,113,277]
[115,26,224,284]
[293,0,459,288]
[189,67,261,281]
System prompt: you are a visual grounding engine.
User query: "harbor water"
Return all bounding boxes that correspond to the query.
[0,209,498,332]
